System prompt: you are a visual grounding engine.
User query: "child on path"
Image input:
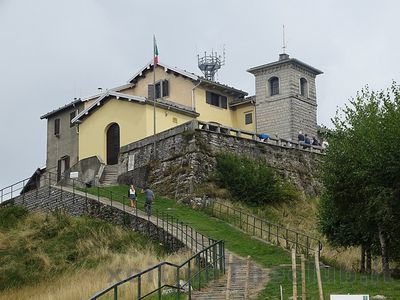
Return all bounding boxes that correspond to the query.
[128,184,137,210]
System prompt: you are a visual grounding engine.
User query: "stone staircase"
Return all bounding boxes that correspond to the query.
[100,165,119,186]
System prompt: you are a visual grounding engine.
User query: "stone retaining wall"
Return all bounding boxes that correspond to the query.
[118,121,323,202]
[4,186,185,252]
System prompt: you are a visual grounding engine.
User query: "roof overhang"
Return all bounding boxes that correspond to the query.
[247,58,323,76]
[71,91,146,124]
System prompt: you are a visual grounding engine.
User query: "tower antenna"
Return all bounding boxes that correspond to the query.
[282,24,286,53]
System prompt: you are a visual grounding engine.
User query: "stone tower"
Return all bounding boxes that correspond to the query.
[247,53,323,141]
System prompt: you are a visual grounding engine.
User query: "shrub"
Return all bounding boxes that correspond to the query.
[214,153,297,205]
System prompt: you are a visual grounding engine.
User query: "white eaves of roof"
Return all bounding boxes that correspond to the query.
[80,83,135,102]
[71,91,146,124]
[128,61,199,83]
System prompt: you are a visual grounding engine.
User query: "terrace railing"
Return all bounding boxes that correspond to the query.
[207,200,322,258]
[194,120,325,154]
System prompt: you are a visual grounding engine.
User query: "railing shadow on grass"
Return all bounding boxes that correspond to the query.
[0,172,226,300]
[205,200,322,258]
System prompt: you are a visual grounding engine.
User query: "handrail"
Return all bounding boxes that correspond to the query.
[208,200,322,257]
[0,176,32,203]
[3,171,224,299]
[89,240,225,300]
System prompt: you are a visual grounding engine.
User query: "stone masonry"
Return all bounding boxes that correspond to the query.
[118,121,323,202]
[248,53,322,141]
[5,185,185,253]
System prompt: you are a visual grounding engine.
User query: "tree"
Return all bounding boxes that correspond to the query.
[319,83,400,275]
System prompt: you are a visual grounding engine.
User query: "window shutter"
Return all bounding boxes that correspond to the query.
[162,80,169,97]
[148,84,155,99]
[206,91,212,104]
[221,96,228,109]
[155,82,161,99]
[54,118,60,136]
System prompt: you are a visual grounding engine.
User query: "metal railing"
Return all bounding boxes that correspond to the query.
[0,176,32,204]
[1,172,226,299]
[89,240,225,300]
[195,120,325,154]
[207,200,322,257]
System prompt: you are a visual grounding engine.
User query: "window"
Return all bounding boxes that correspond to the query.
[269,77,279,96]
[148,80,169,99]
[206,91,228,109]
[300,78,308,97]
[245,112,253,125]
[54,118,60,136]
[69,111,77,128]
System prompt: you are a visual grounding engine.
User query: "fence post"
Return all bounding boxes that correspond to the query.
[244,256,251,299]
[197,254,201,290]
[188,260,192,299]
[253,217,256,235]
[137,275,142,299]
[306,236,310,258]
[113,286,118,300]
[291,249,298,300]
[213,243,217,279]
[205,248,209,283]
[22,180,25,205]
[158,265,162,300]
[225,254,233,299]
[176,267,180,300]
[301,254,306,300]
[315,246,324,300]
[295,232,299,254]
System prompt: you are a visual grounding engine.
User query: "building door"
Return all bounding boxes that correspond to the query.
[106,123,120,165]
[57,155,70,181]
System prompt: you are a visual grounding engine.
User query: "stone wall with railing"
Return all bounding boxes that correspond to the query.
[118,120,323,202]
[3,186,185,252]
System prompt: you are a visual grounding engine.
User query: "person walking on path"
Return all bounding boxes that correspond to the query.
[128,185,137,210]
[142,186,154,217]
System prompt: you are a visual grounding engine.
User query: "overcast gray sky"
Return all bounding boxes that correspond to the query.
[1,0,399,188]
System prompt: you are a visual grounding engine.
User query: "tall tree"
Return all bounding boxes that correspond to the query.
[319,83,400,275]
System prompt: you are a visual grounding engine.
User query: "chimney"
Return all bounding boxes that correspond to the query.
[279,53,289,61]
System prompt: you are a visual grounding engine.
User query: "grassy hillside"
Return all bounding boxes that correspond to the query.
[86,185,400,299]
[0,205,189,299]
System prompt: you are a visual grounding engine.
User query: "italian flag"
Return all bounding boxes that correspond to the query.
[153,35,159,66]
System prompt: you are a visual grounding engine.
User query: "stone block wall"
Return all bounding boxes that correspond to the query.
[5,186,185,252]
[119,124,323,202]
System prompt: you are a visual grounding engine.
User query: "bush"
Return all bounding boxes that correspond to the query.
[214,153,297,205]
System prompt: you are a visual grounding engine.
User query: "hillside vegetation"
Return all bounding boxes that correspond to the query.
[0,205,189,299]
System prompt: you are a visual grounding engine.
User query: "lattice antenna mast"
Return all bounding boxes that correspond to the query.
[197,48,225,81]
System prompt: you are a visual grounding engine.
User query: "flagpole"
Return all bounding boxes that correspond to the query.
[153,35,157,159]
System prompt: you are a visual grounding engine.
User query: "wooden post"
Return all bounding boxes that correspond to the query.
[291,249,297,300]
[244,256,251,299]
[315,247,324,300]
[226,254,233,299]
[301,254,306,300]
[280,285,283,300]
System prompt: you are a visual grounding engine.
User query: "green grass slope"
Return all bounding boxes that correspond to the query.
[0,205,164,292]
[88,185,400,299]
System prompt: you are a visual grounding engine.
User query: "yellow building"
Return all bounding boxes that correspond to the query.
[71,61,255,165]
[41,61,255,177]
